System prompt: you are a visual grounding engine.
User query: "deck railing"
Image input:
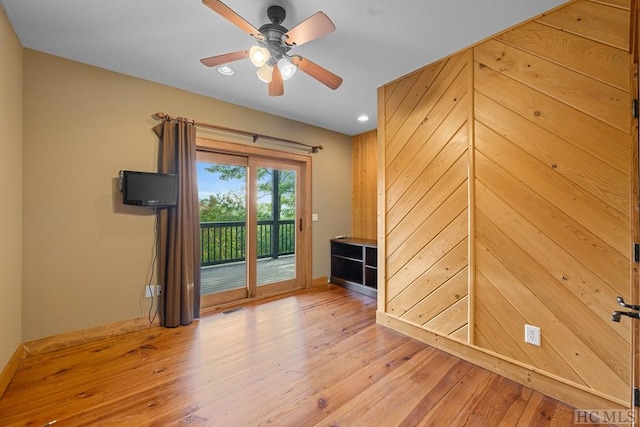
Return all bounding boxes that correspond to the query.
[200,220,295,266]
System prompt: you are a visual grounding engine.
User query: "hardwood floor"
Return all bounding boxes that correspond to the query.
[0,286,603,426]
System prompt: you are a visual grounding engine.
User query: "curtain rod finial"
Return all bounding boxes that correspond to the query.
[153,112,167,121]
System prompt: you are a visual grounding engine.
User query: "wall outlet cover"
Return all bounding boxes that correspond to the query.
[145,285,162,298]
[525,324,541,346]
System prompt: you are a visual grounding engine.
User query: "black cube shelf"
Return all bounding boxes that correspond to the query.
[330,237,377,298]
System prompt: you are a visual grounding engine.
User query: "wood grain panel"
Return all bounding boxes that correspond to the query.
[378,87,388,315]
[385,54,467,167]
[387,97,468,208]
[388,239,468,313]
[475,92,629,217]
[352,130,377,239]
[475,271,587,385]
[475,39,629,131]
[386,155,467,260]
[424,296,468,335]
[387,137,468,234]
[364,132,378,240]
[476,152,629,289]
[476,209,630,384]
[449,325,469,342]
[386,73,468,190]
[401,266,468,325]
[475,180,630,337]
[474,61,629,173]
[537,1,630,49]
[475,115,629,255]
[383,79,400,106]
[387,209,468,295]
[475,288,536,365]
[385,65,443,132]
[388,182,467,273]
[476,239,628,400]
[383,74,412,115]
[496,21,629,90]
[474,328,496,353]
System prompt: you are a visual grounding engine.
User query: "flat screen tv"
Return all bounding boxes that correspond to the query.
[121,170,178,208]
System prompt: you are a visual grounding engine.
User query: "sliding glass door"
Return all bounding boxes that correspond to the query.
[252,160,299,296]
[197,152,249,305]
[197,150,305,307]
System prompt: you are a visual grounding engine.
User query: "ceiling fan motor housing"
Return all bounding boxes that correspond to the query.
[257,24,291,64]
[257,5,292,65]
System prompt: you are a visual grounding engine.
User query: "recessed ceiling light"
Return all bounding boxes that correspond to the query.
[357,115,369,122]
[217,66,234,76]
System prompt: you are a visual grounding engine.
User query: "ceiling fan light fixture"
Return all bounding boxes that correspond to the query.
[257,63,274,83]
[201,3,342,97]
[249,45,270,67]
[277,58,297,81]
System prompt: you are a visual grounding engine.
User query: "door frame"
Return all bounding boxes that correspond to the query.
[631,71,639,424]
[196,137,312,310]
[632,2,639,422]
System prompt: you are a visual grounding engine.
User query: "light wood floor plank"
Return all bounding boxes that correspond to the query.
[0,286,589,426]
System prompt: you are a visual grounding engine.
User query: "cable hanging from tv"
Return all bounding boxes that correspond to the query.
[152,112,323,153]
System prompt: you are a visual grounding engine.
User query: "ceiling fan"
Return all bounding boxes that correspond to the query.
[200,0,343,97]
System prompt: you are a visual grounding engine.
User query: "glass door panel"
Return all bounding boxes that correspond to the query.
[249,158,301,298]
[255,166,297,287]
[197,152,248,304]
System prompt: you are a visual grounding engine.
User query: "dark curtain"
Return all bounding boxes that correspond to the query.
[153,119,201,327]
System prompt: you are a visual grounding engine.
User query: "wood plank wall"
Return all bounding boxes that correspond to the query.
[383,52,471,341]
[378,0,634,408]
[352,130,377,240]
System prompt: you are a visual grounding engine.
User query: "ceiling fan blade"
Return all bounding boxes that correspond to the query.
[269,66,284,96]
[202,0,263,39]
[291,56,343,90]
[200,50,249,67]
[284,12,335,47]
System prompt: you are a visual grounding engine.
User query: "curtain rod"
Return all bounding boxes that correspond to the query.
[153,112,323,153]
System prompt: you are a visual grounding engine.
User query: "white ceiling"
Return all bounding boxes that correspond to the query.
[2,0,567,135]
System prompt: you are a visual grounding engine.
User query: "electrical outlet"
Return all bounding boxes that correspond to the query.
[145,285,162,298]
[525,324,541,346]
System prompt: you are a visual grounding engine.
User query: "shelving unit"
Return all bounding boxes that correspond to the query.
[330,238,377,298]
